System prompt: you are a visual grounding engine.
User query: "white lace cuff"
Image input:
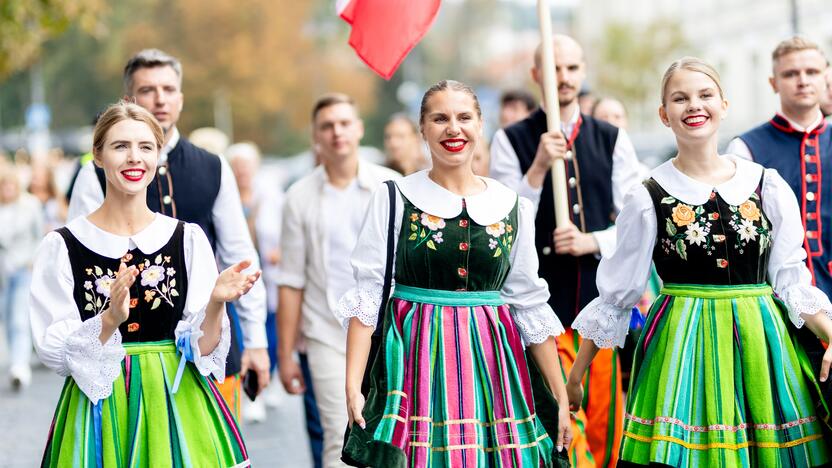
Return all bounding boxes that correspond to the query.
[64,315,125,405]
[335,284,384,330]
[511,303,565,346]
[572,297,631,349]
[175,309,230,382]
[778,284,832,329]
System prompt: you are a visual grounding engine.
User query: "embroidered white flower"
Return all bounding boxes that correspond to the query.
[488,238,498,250]
[432,232,444,244]
[684,222,708,246]
[486,221,506,238]
[166,267,176,276]
[420,213,446,231]
[94,276,114,297]
[738,219,758,242]
[140,265,166,288]
[84,281,93,290]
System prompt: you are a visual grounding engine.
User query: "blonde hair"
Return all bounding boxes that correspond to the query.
[660,57,724,105]
[92,102,164,157]
[772,36,827,64]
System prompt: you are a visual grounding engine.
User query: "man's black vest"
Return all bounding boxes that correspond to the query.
[504,109,618,323]
[96,137,222,249]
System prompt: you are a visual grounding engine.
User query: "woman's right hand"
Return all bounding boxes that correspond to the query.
[347,389,366,429]
[104,262,138,326]
[565,376,584,412]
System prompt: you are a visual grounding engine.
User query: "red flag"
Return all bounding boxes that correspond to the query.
[337,0,441,80]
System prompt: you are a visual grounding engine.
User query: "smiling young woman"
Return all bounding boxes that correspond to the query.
[566,58,832,467]
[336,80,572,467]
[31,101,261,467]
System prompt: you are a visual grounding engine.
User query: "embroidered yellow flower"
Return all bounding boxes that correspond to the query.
[738,200,761,222]
[144,290,156,303]
[420,213,446,231]
[486,221,506,237]
[671,204,696,227]
[410,213,419,222]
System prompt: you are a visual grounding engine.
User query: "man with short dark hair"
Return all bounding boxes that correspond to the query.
[68,49,270,413]
[277,93,398,468]
[499,89,537,128]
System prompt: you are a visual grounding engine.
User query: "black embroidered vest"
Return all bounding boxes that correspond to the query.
[57,222,189,343]
[643,177,771,285]
[504,109,618,322]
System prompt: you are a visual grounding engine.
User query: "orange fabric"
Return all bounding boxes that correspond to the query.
[557,329,624,468]
[215,373,242,419]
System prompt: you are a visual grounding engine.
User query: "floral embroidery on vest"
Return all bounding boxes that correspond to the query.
[140,254,179,310]
[408,210,446,251]
[486,216,515,258]
[82,266,114,314]
[729,197,770,254]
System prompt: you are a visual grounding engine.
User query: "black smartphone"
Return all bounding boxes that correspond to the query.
[243,370,258,401]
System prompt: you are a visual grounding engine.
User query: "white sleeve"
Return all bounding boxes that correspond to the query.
[29,232,125,404]
[67,161,104,222]
[502,197,565,346]
[335,184,403,330]
[175,223,229,381]
[211,157,267,349]
[572,184,656,348]
[726,138,753,161]
[490,130,543,208]
[763,170,832,327]
[276,189,307,290]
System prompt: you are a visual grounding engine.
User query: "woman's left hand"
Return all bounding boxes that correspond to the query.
[821,345,832,382]
[212,260,261,303]
[556,398,573,453]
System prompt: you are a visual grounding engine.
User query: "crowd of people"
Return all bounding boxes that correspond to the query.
[0,29,831,468]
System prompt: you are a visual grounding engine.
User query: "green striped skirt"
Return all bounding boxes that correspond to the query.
[41,340,249,468]
[622,283,830,467]
[343,285,567,468]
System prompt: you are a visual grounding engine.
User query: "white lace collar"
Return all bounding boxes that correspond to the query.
[67,214,179,259]
[396,170,517,225]
[651,154,763,206]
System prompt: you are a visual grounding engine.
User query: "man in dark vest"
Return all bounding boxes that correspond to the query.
[67,49,270,415]
[490,34,641,468]
[728,37,832,296]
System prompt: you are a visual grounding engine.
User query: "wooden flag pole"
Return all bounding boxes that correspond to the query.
[536,0,570,227]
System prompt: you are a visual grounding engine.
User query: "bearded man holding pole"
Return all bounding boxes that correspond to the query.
[490,21,642,467]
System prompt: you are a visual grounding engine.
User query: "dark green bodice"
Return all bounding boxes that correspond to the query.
[395,192,518,291]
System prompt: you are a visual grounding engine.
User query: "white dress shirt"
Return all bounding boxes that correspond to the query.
[30,214,230,403]
[571,155,832,349]
[489,108,642,257]
[334,170,565,346]
[726,111,826,161]
[66,128,268,348]
[277,161,400,352]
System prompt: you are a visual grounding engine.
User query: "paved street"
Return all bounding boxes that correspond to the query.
[0,363,312,467]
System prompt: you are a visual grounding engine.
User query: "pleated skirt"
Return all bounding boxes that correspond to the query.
[622,283,830,467]
[343,285,566,468]
[41,340,249,468]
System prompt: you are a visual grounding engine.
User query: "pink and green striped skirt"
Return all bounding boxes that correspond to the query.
[343,285,566,468]
[41,340,249,468]
[623,283,830,467]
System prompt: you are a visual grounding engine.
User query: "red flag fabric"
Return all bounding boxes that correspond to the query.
[337,0,441,80]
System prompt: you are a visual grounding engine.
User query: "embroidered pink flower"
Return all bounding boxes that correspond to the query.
[95,276,114,297]
[420,213,446,231]
[486,221,506,237]
[141,265,166,287]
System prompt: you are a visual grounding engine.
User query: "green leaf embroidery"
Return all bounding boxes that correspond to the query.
[95,297,102,308]
[151,298,161,310]
[410,223,417,232]
[665,218,677,236]
[106,268,113,277]
[94,265,103,276]
[408,233,418,241]
[493,247,503,258]
[695,206,704,215]
[171,289,179,297]
[729,205,738,212]
[84,292,92,302]
[676,239,688,260]
[84,303,94,311]
[420,228,426,238]
[426,240,437,250]
[661,196,677,204]
[162,284,168,293]
[170,279,176,288]
[507,235,513,243]
[154,254,162,265]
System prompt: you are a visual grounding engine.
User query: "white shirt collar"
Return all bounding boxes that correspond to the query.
[396,170,517,225]
[778,111,824,133]
[67,214,179,259]
[160,127,181,163]
[539,104,581,135]
[314,159,378,191]
[651,154,763,206]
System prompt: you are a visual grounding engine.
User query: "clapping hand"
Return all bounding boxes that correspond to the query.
[211,260,261,303]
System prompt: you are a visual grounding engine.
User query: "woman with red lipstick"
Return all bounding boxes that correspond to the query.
[30,102,258,467]
[566,57,832,466]
[337,80,571,467]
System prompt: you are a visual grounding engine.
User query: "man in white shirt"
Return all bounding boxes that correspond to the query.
[67,49,270,407]
[489,34,641,467]
[726,37,832,297]
[277,93,398,468]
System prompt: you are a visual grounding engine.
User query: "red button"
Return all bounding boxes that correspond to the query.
[459,219,469,228]
[459,242,469,251]
[458,267,468,277]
